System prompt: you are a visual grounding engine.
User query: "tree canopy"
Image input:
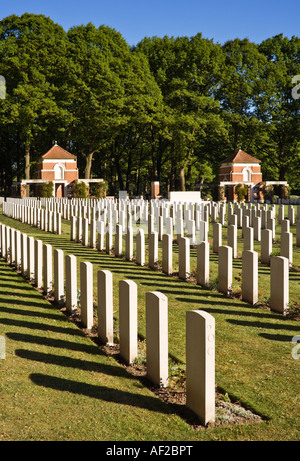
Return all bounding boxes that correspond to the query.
[0,14,299,197]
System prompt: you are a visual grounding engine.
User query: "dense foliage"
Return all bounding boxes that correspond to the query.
[0,13,299,197]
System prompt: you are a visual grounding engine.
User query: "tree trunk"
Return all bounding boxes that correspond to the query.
[178,150,193,192]
[84,152,94,179]
[113,143,124,191]
[179,166,186,191]
[125,150,132,191]
[25,144,30,180]
[150,125,158,180]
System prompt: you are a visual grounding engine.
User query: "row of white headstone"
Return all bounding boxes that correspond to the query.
[3,198,298,315]
[3,200,62,234]
[72,218,294,316]
[4,197,300,242]
[0,221,216,426]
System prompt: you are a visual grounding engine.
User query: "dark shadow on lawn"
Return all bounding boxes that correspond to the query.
[190,306,286,321]
[289,273,300,282]
[0,296,57,309]
[6,332,98,355]
[0,270,38,286]
[227,318,299,332]
[0,289,45,298]
[0,305,65,321]
[259,333,295,342]
[16,349,135,380]
[0,317,84,336]
[175,297,244,309]
[30,373,174,415]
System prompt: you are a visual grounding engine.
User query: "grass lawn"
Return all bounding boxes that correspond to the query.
[0,205,299,441]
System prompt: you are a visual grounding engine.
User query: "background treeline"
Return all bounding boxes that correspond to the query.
[0,13,299,198]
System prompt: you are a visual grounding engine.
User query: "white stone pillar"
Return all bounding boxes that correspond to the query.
[227,224,237,258]
[97,270,114,345]
[165,217,173,241]
[242,250,258,305]
[281,219,290,234]
[213,222,222,254]
[270,256,289,315]
[56,213,61,235]
[43,243,52,295]
[178,236,190,280]
[76,216,82,243]
[119,280,138,364]
[136,228,145,266]
[125,226,133,261]
[70,216,77,241]
[253,216,261,242]
[296,220,300,247]
[0,224,5,258]
[278,204,284,224]
[162,233,172,275]
[48,211,53,233]
[65,254,77,313]
[186,310,215,426]
[21,233,28,277]
[280,231,293,267]
[267,217,275,242]
[97,221,105,251]
[149,231,158,269]
[158,215,163,241]
[148,213,154,236]
[54,249,64,305]
[288,205,295,225]
[9,227,15,265]
[105,223,113,254]
[27,236,35,281]
[82,218,89,246]
[218,245,232,295]
[90,219,96,248]
[197,241,209,287]
[14,230,21,271]
[34,239,43,289]
[115,224,123,257]
[261,229,272,265]
[243,226,253,252]
[5,226,10,263]
[146,291,168,387]
[80,261,94,329]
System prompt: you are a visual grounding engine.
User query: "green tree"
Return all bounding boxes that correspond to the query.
[67,24,162,186]
[0,14,72,183]
[136,34,227,191]
[255,35,300,188]
[216,38,267,156]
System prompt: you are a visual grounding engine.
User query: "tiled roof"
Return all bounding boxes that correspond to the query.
[221,149,261,164]
[42,144,77,160]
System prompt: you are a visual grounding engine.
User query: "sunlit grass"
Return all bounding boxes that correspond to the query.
[0,204,299,441]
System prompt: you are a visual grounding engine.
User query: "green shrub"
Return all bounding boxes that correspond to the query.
[95,181,108,199]
[262,184,274,202]
[72,181,88,198]
[235,183,248,203]
[281,185,290,199]
[41,181,54,198]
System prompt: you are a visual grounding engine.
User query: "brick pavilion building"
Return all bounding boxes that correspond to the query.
[219,149,263,202]
[33,142,79,198]
[19,142,103,198]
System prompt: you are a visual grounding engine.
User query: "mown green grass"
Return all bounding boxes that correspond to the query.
[0,256,199,441]
[0,206,299,441]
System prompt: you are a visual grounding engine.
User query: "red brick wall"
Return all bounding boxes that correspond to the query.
[39,161,79,182]
[219,164,262,184]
